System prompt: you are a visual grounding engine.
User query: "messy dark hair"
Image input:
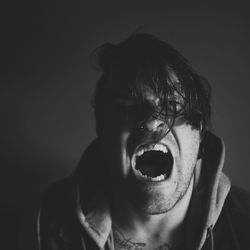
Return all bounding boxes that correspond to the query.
[92,33,211,136]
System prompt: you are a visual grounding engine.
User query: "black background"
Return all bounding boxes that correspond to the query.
[2,1,250,248]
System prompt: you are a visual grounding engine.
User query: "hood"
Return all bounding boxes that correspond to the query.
[184,131,231,250]
[74,131,231,249]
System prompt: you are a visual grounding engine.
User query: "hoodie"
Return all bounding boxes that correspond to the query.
[38,132,232,250]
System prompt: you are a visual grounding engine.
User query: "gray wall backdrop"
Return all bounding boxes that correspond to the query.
[3,1,250,217]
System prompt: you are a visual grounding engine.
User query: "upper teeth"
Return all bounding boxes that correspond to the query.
[136,144,168,157]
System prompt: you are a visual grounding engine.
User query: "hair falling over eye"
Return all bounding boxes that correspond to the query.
[92,33,211,137]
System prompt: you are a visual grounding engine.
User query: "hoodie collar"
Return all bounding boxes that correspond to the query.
[72,140,112,248]
[185,131,231,250]
[74,132,231,249]
[75,182,111,248]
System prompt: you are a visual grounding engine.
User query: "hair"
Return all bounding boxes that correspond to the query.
[91,33,211,137]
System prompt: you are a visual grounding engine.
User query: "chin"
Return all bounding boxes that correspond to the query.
[123,167,195,215]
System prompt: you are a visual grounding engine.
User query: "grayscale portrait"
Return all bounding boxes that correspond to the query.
[3,1,250,250]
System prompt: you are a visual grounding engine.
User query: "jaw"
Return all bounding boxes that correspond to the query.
[124,164,195,215]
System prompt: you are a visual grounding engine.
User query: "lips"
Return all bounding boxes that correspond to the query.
[131,143,174,182]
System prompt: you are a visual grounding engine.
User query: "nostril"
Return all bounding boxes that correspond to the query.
[149,119,165,131]
[138,118,165,132]
[157,121,165,129]
[137,124,148,133]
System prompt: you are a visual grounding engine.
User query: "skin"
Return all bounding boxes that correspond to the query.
[99,72,202,249]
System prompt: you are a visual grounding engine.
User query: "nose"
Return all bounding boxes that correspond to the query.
[142,117,165,132]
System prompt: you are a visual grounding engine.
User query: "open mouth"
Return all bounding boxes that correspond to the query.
[132,144,174,182]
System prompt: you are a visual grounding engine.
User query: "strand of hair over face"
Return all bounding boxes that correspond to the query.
[91,33,211,137]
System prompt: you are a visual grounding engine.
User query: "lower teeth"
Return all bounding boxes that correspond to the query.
[137,170,167,181]
[149,174,166,181]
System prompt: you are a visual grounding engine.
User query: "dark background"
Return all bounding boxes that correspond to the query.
[2,1,250,248]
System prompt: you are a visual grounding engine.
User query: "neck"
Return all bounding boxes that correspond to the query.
[111,177,194,249]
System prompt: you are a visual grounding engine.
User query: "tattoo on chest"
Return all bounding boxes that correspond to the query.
[113,228,173,250]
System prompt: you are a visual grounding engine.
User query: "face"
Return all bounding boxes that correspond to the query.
[99,72,201,214]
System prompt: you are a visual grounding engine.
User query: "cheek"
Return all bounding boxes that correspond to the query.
[100,122,130,169]
[177,127,201,160]
[101,103,131,146]
[182,136,200,168]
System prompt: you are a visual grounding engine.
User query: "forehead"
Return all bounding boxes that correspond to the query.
[104,66,182,103]
[106,75,157,105]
